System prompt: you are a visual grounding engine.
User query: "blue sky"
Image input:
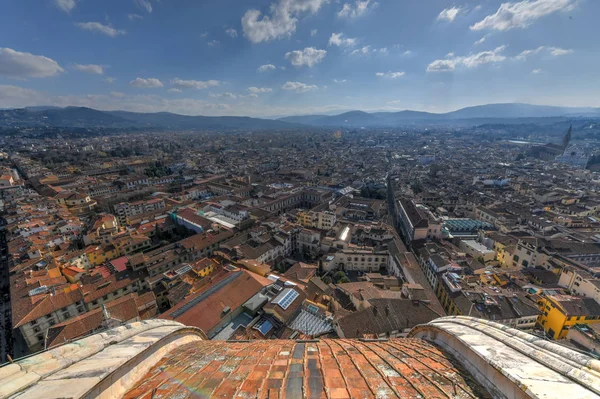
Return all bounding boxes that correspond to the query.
[0,0,598,117]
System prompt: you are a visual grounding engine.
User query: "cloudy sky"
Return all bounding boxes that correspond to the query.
[0,0,597,117]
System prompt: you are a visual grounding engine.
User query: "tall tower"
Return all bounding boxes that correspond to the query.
[563,125,572,150]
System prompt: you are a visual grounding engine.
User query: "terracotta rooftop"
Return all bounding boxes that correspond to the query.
[160,269,271,335]
[123,338,488,399]
[283,262,318,283]
[45,294,140,348]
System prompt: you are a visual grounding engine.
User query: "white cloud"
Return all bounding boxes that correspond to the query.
[167,88,182,93]
[200,32,209,38]
[0,48,64,78]
[427,45,507,72]
[242,0,329,44]
[515,46,544,60]
[333,79,348,83]
[170,78,220,89]
[376,71,405,78]
[549,47,573,56]
[285,47,327,67]
[54,0,76,13]
[135,0,152,13]
[351,46,370,55]
[531,68,543,74]
[72,63,104,75]
[311,29,318,36]
[328,33,356,47]
[471,0,576,31]
[458,45,507,68]
[225,28,238,38]
[515,46,573,60]
[474,35,488,45]
[282,81,318,92]
[338,0,378,19]
[130,77,164,88]
[236,93,259,100]
[426,59,456,72]
[110,91,125,97]
[210,92,237,99]
[247,87,273,94]
[437,6,462,22]
[258,64,276,72]
[402,50,413,56]
[350,46,387,56]
[207,40,220,46]
[0,84,356,117]
[75,22,126,37]
[104,77,116,84]
[128,14,144,21]
[0,85,49,108]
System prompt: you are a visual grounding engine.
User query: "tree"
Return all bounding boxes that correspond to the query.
[337,276,351,284]
[322,276,332,285]
[333,271,346,282]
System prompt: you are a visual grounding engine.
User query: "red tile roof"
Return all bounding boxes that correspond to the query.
[160,270,271,335]
[123,339,489,399]
[109,256,129,273]
[282,262,318,283]
[13,288,84,328]
[45,294,140,347]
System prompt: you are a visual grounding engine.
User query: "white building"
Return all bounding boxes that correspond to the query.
[459,240,496,263]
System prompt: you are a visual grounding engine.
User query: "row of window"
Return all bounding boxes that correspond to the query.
[345,257,382,262]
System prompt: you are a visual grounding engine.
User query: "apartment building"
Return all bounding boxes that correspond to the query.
[113,198,166,225]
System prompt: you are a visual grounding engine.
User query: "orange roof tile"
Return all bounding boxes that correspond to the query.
[160,270,271,335]
[123,339,489,399]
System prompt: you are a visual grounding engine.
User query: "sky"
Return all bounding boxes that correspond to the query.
[0,0,599,117]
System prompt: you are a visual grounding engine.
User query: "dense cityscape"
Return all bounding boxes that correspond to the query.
[2,0,600,397]
[0,121,599,364]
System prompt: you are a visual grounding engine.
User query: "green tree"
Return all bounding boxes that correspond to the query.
[333,271,346,282]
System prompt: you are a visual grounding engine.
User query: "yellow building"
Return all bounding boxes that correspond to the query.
[297,210,336,230]
[236,259,271,277]
[537,294,600,339]
[297,211,315,228]
[191,258,219,277]
[86,244,119,266]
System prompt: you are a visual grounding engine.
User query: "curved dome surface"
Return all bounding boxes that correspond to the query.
[0,316,598,399]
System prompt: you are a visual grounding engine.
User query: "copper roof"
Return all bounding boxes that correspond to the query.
[123,338,488,399]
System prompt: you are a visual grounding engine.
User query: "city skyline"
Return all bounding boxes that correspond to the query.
[1,0,598,117]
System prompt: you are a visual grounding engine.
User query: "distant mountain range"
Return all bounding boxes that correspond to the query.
[0,103,599,130]
[279,103,600,127]
[0,107,299,130]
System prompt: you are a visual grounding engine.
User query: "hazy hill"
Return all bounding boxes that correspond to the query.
[2,103,600,130]
[279,103,600,127]
[0,107,301,130]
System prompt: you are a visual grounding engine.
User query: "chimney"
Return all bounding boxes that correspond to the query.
[385,304,390,316]
[372,305,378,316]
